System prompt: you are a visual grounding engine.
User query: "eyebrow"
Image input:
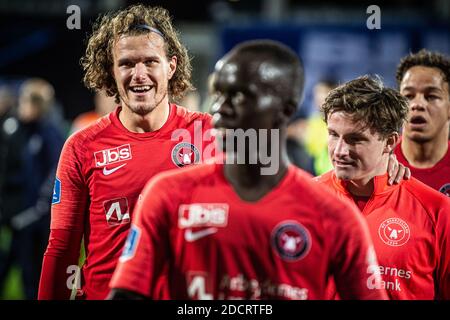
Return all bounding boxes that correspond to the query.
[401,85,443,92]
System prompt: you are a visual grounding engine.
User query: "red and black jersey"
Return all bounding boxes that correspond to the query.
[395,141,450,196]
[317,171,450,299]
[39,104,215,300]
[110,163,387,300]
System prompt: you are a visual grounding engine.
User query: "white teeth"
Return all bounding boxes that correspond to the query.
[131,85,151,92]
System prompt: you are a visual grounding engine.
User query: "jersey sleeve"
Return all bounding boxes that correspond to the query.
[38,229,83,299]
[39,134,88,299]
[324,197,388,300]
[50,134,89,231]
[109,176,172,299]
[435,197,450,299]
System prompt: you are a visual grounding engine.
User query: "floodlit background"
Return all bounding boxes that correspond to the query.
[0,0,449,299]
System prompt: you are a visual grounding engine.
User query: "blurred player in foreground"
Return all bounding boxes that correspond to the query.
[38,4,215,300]
[394,49,450,195]
[317,75,450,299]
[109,40,387,300]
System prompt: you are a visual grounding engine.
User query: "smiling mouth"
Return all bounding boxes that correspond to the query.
[129,85,152,93]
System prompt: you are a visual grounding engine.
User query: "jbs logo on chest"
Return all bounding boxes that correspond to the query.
[178,204,229,228]
[94,144,132,167]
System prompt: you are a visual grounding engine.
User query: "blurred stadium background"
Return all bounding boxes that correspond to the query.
[0,0,449,299]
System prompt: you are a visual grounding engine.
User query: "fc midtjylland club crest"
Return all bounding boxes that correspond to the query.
[172,142,200,167]
[378,217,410,247]
[439,183,450,197]
[271,221,311,262]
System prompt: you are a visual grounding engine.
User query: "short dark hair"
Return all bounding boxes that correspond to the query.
[231,40,305,110]
[321,75,409,138]
[396,49,450,89]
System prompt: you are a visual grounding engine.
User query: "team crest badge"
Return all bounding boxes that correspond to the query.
[378,217,410,247]
[271,221,311,262]
[172,142,200,167]
[439,183,450,197]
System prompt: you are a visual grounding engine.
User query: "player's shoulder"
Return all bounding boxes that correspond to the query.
[290,168,354,213]
[312,170,334,185]
[404,177,450,209]
[173,104,212,124]
[65,113,112,149]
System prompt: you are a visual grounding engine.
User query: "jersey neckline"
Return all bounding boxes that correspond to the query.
[109,103,177,139]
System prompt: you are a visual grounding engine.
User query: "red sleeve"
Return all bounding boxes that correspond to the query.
[324,197,388,300]
[50,134,88,230]
[436,198,450,299]
[38,229,83,299]
[39,134,88,299]
[109,176,172,299]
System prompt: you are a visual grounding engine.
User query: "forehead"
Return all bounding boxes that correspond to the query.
[113,34,166,58]
[213,54,281,89]
[327,111,371,136]
[400,66,447,91]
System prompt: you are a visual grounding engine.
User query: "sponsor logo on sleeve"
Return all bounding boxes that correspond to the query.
[52,177,61,205]
[171,142,200,167]
[119,224,141,262]
[94,144,132,167]
[271,221,311,262]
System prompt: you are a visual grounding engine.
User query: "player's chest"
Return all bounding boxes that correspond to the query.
[86,139,201,189]
[364,206,436,269]
[171,200,323,263]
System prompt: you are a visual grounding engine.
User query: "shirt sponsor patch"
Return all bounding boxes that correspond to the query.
[52,177,61,205]
[94,144,132,167]
[178,203,229,228]
[271,221,311,262]
[120,224,141,262]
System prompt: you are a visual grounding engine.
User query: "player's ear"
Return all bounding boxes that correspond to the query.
[384,132,399,153]
[168,55,177,80]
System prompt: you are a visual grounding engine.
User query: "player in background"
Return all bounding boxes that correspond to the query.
[38,4,215,300]
[393,49,450,195]
[69,91,116,134]
[108,40,387,300]
[317,75,450,299]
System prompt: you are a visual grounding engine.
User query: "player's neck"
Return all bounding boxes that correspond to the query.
[346,158,388,197]
[118,102,170,133]
[223,147,290,202]
[401,132,449,168]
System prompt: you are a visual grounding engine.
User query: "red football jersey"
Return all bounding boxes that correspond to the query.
[394,141,450,196]
[317,171,450,299]
[110,163,387,300]
[41,104,215,300]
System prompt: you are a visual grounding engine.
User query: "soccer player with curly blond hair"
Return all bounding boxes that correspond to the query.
[38,4,215,300]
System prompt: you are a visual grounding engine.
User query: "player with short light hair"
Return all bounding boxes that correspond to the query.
[317,75,450,299]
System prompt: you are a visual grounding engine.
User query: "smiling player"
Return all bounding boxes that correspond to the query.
[38,4,215,300]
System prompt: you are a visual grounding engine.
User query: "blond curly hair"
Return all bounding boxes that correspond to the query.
[81,4,193,103]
